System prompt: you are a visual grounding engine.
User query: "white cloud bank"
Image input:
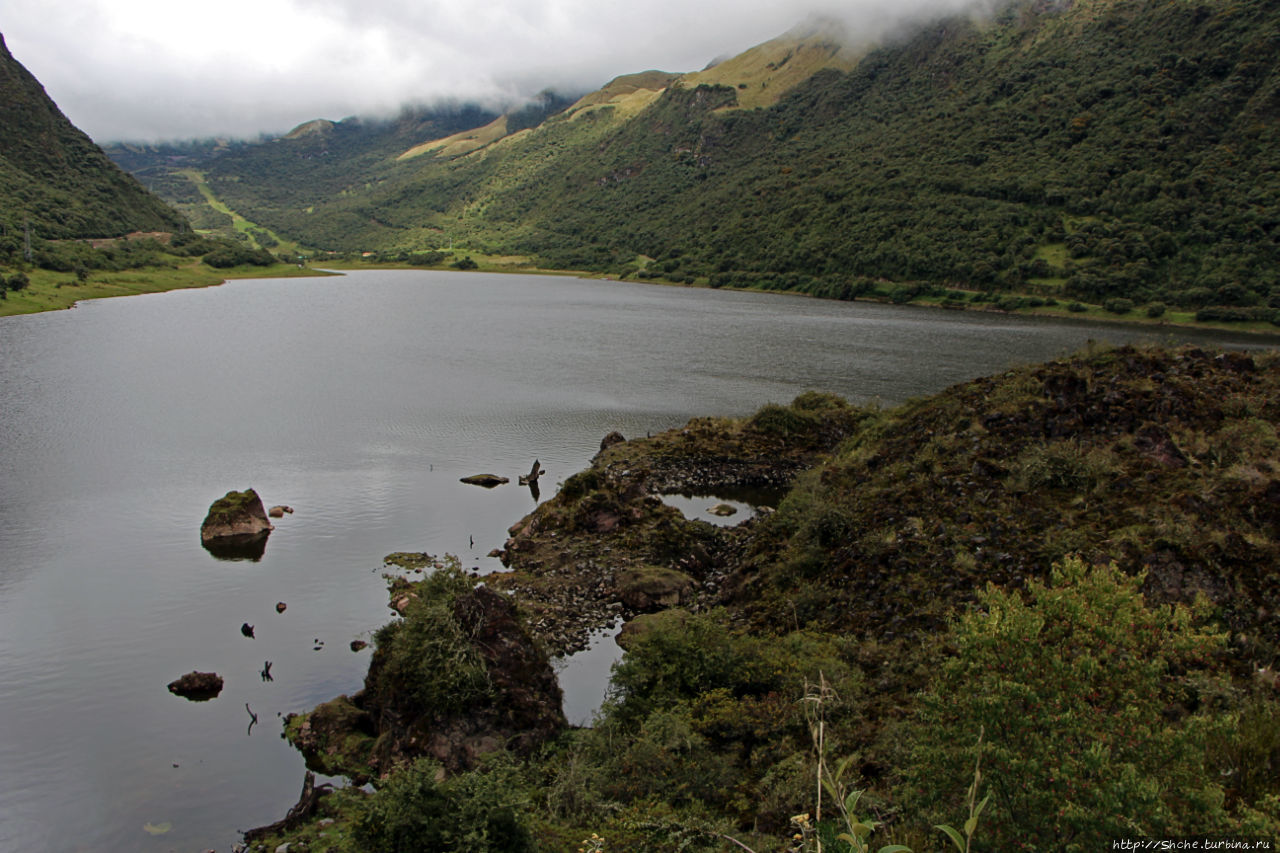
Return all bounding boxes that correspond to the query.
[3,0,983,142]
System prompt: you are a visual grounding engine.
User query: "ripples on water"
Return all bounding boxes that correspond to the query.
[0,270,1273,851]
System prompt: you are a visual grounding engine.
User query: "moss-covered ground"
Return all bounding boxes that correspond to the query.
[248,344,1280,852]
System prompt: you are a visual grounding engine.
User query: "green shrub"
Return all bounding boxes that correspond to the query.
[899,557,1241,850]
[1146,301,1167,318]
[369,563,492,714]
[1103,297,1134,314]
[749,403,819,437]
[1067,301,1087,312]
[353,756,534,853]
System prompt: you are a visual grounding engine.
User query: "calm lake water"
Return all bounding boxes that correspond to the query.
[0,270,1273,852]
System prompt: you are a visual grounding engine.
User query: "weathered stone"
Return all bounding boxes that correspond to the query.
[599,431,626,452]
[616,565,695,611]
[708,502,738,517]
[460,474,509,487]
[268,505,294,518]
[200,489,273,547]
[167,671,223,701]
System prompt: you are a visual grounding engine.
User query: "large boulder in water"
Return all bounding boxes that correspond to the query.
[200,489,273,552]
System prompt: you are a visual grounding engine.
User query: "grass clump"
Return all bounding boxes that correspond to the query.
[369,560,492,715]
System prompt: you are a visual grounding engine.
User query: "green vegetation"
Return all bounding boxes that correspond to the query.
[903,558,1246,850]
[255,346,1280,852]
[112,0,1280,324]
[368,566,494,715]
[0,34,185,240]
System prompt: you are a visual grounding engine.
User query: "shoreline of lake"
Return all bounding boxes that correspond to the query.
[7,256,1280,343]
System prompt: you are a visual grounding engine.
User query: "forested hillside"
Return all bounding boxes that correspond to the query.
[114,0,1280,315]
[0,33,186,243]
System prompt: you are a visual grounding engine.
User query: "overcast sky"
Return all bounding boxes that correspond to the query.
[3,0,978,143]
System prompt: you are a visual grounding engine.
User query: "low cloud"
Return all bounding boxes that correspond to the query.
[5,0,991,142]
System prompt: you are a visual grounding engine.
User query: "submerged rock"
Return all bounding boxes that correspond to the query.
[708,502,738,517]
[167,671,223,701]
[200,489,273,550]
[268,505,294,518]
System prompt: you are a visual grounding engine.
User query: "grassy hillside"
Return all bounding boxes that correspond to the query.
[115,0,1279,324]
[253,345,1280,851]
[0,33,186,242]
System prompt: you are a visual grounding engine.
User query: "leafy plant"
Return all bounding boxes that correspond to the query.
[900,557,1241,850]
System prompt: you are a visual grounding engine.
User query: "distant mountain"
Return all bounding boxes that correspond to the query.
[116,0,1280,310]
[0,33,185,240]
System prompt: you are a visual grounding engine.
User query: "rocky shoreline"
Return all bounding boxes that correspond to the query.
[486,399,862,656]
[260,392,863,826]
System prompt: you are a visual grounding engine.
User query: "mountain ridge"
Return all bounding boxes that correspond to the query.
[109,0,1280,317]
[0,32,186,241]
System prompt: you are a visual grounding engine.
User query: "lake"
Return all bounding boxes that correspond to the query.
[0,270,1272,852]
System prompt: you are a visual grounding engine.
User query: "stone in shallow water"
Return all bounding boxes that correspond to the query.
[460,473,509,487]
[200,489,273,560]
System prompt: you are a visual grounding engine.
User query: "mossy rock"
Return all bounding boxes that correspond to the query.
[617,609,693,650]
[200,488,272,544]
[285,695,376,783]
[616,565,695,611]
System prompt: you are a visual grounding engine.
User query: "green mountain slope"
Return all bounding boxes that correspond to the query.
[116,0,1280,312]
[0,33,185,240]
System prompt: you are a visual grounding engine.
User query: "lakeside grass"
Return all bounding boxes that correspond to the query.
[0,262,332,318]
[7,249,1280,341]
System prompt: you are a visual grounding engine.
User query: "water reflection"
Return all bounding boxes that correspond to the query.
[661,484,789,526]
[201,532,270,561]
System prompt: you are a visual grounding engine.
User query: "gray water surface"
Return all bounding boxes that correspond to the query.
[0,270,1272,852]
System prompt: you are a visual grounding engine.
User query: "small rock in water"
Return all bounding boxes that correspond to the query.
[167,671,223,701]
[460,473,509,487]
[275,601,287,613]
[708,503,738,517]
[350,640,368,652]
[241,622,255,638]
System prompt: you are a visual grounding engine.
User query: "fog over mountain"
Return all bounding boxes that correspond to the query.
[4,0,984,142]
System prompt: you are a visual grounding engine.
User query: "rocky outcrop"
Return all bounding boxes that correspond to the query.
[201,489,273,546]
[167,671,223,701]
[288,574,566,780]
